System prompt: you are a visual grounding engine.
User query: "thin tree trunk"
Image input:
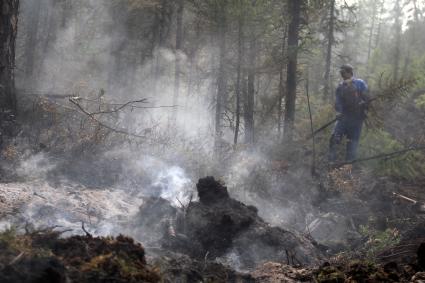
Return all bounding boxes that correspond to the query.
[152,0,170,97]
[393,0,402,81]
[369,0,384,76]
[403,0,420,78]
[61,0,72,28]
[323,0,335,100]
[214,2,227,155]
[0,0,20,114]
[306,73,316,176]
[366,0,377,78]
[278,25,287,137]
[172,0,184,124]
[24,0,41,88]
[278,69,284,137]
[42,0,58,57]
[374,1,384,49]
[284,0,301,141]
[244,38,255,144]
[234,7,244,146]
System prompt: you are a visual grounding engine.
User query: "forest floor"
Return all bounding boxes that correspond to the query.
[0,168,424,282]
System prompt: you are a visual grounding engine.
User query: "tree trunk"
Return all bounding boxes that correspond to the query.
[152,0,172,96]
[214,2,227,154]
[284,0,301,141]
[366,0,377,79]
[393,0,402,81]
[402,0,420,78]
[0,0,19,114]
[42,0,58,57]
[278,25,287,137]
[369,0,384,76]
[374,1,384,50]
[234,7,244,146]
[172,0,184,124]
[24,0,41,88]
[244,38,255,144]
[323,0,335,100]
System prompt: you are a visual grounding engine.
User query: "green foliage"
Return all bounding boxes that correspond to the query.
[360,129,425,180]
[359,223,400,260]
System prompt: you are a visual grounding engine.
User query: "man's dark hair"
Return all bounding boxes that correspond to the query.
[340,64,354,75]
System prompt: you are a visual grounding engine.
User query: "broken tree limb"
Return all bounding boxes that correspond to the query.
[86,98,148,115]
[392,192,418,204]
[9,252,25,265]
[19,90,177,110]
[69,98,147,139]
[392,192,425,213]
[334,145,425,167]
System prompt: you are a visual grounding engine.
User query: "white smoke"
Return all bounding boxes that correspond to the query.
[153,166,194,206]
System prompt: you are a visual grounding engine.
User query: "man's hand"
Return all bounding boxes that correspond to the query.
[336,113,343,120]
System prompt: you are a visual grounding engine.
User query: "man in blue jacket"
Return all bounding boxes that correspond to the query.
[329,64,369,162]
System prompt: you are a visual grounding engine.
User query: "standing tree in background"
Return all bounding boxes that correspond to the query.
[23,0,41,89]
[366,0,379,67]
[277,20,287,137]
[402,0,423,77]
[244,31,256,144]
[392,0,402,81]
[172,0,184,124]
[233,0,245,146]
[0,0,19,114]
[284,0,301,141]
[323,0,335,100]
[214,0,228,154]
[152,0,173,95]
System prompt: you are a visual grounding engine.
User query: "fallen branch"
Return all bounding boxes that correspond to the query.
[334,145,425,167]
[82,98,148,115]
[78,97,178,110]
[392,192,418,204]
[9,252,25,265]
[378,250,413,260]
[69,98,146,139]
[33,191,47,200]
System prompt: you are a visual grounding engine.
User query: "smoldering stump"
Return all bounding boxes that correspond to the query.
[136,176,324,269]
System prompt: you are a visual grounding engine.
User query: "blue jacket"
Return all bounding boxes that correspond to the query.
[335,78,368,116]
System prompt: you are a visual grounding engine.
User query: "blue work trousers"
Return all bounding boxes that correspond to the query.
[329,118,363,162]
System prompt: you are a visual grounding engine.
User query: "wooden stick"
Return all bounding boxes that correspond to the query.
[392,192,417,204]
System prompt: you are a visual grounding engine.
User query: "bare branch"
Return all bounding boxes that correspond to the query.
[88,98,148,115]
[69,98,146,139]
[9,252,25,265]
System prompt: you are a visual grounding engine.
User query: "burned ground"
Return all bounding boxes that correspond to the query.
[0,172,424,282]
